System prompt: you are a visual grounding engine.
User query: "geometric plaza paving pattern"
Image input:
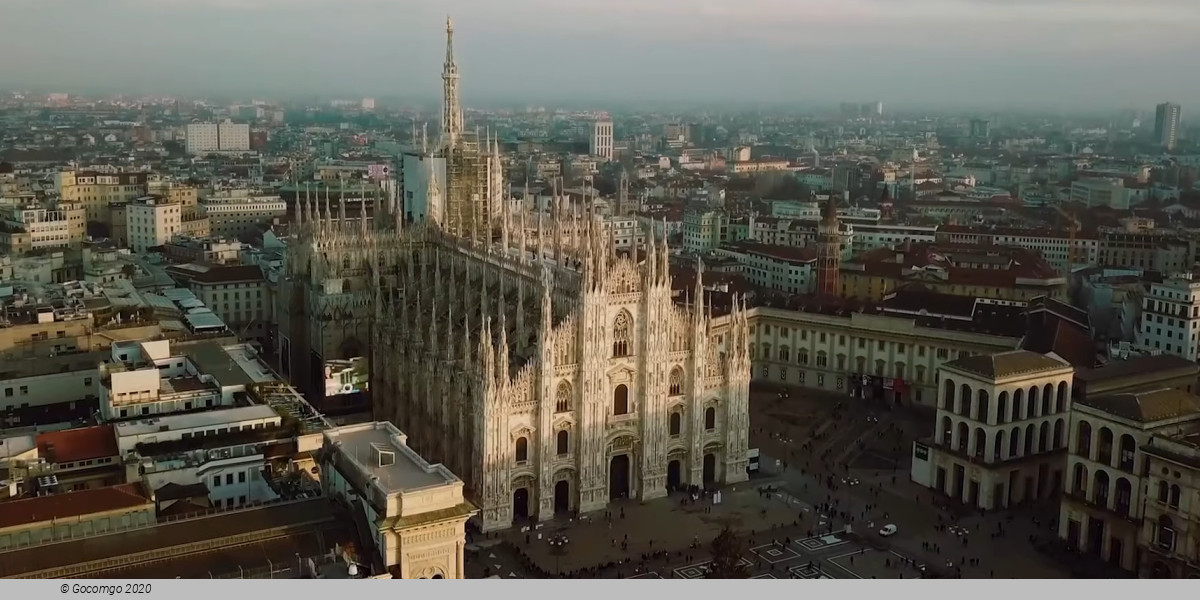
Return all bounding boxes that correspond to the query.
[796,533,849,552]
[749,543,802,564]
[673,557,754,579]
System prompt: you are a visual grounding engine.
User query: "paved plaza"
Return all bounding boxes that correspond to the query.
[466,382,1103,579]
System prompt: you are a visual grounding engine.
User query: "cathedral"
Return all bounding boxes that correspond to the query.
[278,18,751,532]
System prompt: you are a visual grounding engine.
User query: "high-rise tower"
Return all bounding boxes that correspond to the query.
[815,196,842,296]
[441,16,464,150]
[1154,102,1181,151]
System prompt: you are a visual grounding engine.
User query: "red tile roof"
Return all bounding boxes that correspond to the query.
[35,425,118,465]
[0,483,151,530]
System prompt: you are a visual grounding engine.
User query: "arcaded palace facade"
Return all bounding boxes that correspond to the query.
[280,18,751,532]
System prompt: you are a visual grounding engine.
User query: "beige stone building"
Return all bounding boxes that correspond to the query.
[321,421,476,579]
[741,299,1023,407]
[54,170,147,225]
[0,201,86,255]
[1062,387,1200,572]
[912,351,1074,509]
[1140,430,1200,578]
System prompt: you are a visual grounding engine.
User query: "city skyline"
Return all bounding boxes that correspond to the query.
[1,0,1198,111]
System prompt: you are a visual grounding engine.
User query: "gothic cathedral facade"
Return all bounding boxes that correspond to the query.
[278,17,751,533]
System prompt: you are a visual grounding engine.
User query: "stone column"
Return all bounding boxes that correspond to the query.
[456,540,465,579]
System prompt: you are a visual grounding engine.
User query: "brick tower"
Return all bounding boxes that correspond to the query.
[815,196,842,296]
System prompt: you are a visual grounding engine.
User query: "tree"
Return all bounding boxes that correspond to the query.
[705,525,750,579]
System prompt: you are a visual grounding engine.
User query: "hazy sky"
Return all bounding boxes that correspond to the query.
[1,0,1198,110]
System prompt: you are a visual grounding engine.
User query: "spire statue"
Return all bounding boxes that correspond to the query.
[441,16,464,151]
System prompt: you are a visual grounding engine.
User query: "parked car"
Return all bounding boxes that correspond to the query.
[879,524,898,537]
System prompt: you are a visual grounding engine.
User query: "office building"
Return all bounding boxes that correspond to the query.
[590,119,614,161]
[1154,102,1182,151]
[186,121,251,155]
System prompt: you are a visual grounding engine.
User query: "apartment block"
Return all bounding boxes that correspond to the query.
[54,170,147,225]
[186,121,251,155]
[126,195,182,253]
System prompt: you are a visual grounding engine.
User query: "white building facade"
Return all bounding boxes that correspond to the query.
[1136,272,1200,361]
[126,196,181,253]
[590,119,613,161]
[186,121,251,155]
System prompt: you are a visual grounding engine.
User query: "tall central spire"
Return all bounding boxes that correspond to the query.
[441,16,464,151]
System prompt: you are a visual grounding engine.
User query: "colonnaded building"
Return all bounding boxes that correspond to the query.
[279,17,751,532]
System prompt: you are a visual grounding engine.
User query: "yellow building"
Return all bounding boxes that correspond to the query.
[55,170,148,226]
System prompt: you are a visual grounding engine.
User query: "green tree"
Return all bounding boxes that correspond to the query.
[705,525,750,579]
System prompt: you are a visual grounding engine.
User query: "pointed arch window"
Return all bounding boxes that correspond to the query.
[669,368,683,396]
[556,430,569,455]
[612,312,631,357]
[555,381,572,413]
[704,407,716,431]
[669,411,682,436]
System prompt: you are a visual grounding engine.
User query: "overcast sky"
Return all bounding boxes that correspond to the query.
[1,0,1197,111]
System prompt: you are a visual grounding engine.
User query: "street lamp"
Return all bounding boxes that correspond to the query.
[548,534,570,577]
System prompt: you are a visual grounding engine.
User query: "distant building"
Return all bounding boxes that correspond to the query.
[126,195,182,253]
[589,119,613,161]
[1135,271,1200,361]
[164,264,270,345]
[361,97,376,110]
[1154,102,1182,151]
[0,201,85,255]
[54,170,147,225]
[199,190,287,238]
[969,119,991,140]
[185,121,251,155]
[1071,178,1131,209]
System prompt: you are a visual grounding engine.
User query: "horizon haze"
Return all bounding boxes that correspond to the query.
[1,0,1198,111]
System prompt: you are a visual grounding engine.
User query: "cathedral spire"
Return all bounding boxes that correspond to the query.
[323,184,332,232]
[496,312,509,383]
[480,317,494,382]
[660,216,670,285]
[646,222,657,282]
[536,203,545,262]
[441,16,463,151]
[338,181,347,232]
[519,208,528,262]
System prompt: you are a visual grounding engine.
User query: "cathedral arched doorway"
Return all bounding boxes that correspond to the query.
[667,460,682,491]
[609,454,631,499]
[554,480,571,514]
[512,488,530,521]
[702,453,717,487]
